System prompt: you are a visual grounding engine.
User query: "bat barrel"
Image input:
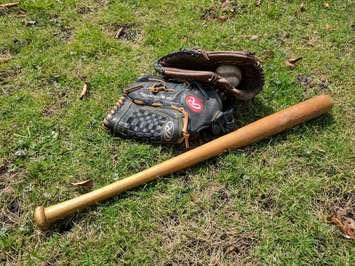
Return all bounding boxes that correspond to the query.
[34,95,333,229]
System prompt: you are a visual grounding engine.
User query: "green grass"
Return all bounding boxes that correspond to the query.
[0,0,354,265]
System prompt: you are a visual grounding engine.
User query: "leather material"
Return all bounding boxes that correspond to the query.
[103,77,234,145]
[154,48,264,100]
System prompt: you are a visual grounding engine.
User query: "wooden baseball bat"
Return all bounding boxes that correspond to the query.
[34,95,333,230]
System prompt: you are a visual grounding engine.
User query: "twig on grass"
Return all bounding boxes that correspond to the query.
[0,2,19,10]
[286,57,303,69]
[71,179,93,189]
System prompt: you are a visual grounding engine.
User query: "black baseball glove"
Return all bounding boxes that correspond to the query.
[103,75,234,147]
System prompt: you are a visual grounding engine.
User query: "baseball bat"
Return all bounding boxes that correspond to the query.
[34,95,333,230]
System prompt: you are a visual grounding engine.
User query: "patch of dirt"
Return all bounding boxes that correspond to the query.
[179,173,193,188]
[0,50,12,63]
[0,68,21,95]
[0,67,20,81]
[0,159,24,197]
[41,92,68,117]
[259,49,275,62]
[211,185,231,208]
[155,182,258,264]
[110,24,142,42]
[302,35,319,47]
[271,31,290,45]
[49,15,72,41]
[96,0,109,7]
[0,160,10,177]
[157,215,257,265]
[323,188,354,214]
[0,197,21,228]
[188,182,231,210]
[201,0,247,22]
[296,74,331,97]
[54,25,72,41]
[76,4,97,15]
[12,38,32,54]
[44,73,61,85]
[314,187,354,235]
[319,188,354,239]
[258,192,277,212]
[296,74,313,87]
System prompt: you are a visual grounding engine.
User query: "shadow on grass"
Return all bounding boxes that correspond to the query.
[45,97,335,234]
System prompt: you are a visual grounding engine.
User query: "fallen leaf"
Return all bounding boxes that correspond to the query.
[114,27,124,39]
[329,213,355,239]
[344,217,355,229]
[323,2,330,8]
[71,179,93,189]
[250,35,258,41]
[300,2,305,12]
[24,20,38,26]
[14,149,27,158]
[79,82,89,100]
[286,57,303,69]
[0,2,19,10]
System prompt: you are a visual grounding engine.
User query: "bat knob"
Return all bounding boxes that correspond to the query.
[34,206,48,230]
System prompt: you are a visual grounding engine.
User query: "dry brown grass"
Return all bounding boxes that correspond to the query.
[156,182,259,265]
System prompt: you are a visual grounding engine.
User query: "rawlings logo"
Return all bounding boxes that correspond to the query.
[185,95,203,112]
[163,121,174,141]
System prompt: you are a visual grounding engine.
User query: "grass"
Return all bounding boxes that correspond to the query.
[0,0,354,265]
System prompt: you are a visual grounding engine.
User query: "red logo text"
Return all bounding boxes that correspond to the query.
[185,95,203,112]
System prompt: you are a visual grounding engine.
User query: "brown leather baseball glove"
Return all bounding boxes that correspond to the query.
[154,48,264,100]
